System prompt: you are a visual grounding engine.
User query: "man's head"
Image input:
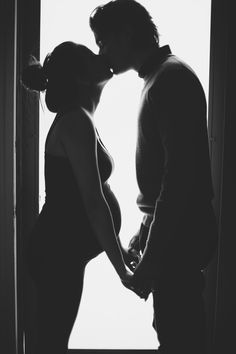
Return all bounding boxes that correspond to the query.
[89,0,159,74]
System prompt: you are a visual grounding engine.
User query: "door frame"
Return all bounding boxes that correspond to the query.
[0,0,231,353]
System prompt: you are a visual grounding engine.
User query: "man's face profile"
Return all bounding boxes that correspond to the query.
[94,30,133,75]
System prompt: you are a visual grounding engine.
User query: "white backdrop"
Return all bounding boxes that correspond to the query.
[39,0,211,349]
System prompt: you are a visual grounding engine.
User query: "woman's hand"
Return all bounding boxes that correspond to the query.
[121,270,137,294]
[128,232,140,254]
[121,269,148,299]
[120,269,133,283]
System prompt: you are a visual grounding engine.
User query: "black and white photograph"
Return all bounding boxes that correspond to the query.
[0,1,234,354]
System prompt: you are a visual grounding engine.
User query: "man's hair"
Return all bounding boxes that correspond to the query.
[90,0,159,49]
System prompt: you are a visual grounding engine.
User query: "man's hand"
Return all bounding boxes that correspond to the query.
[128,232,141,255]
[120,255,153,300]
[121,270,149,299]
[122,230,142,271]
[121,271,152,300]
[124,225,157,299]
[121,246,140,272]
[130,259,154,300]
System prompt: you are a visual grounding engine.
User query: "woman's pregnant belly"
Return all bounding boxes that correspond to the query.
[102,182,121,235]
[26,182,121,279]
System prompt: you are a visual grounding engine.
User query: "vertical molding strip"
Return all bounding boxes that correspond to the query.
[206,0,235,353]
[0,0,18,353]
[14,0,19,351]
[205,0,228,352]
[16,1,40,353]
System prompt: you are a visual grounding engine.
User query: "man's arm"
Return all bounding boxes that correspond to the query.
[132,69,206,286]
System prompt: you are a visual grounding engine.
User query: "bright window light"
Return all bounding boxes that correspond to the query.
[39,0,211,349]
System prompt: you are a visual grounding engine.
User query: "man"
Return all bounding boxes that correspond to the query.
[90,1,218,353]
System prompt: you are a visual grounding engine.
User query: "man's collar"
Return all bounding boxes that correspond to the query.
[138,45,172,79]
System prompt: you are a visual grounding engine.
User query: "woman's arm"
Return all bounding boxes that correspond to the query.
[59,109,129,280]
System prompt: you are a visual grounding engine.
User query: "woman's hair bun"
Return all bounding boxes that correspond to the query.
[21,57,47,92]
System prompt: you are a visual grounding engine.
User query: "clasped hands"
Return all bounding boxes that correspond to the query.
[120,235,152,300]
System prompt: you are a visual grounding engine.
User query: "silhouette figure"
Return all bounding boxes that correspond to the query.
[90,1,218,353]
[22,41,137,354]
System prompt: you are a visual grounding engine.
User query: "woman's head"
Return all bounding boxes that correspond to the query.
[21,41,113,112]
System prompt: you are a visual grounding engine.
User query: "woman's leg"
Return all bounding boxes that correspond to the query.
[26,212,103,354]
[34,255,87,354]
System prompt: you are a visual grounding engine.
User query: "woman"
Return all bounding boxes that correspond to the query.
[22,41,134,354]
